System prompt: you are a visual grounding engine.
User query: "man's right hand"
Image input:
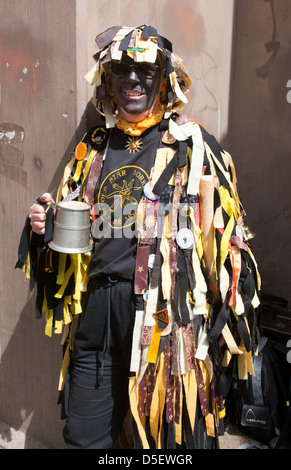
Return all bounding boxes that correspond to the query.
[29,193,54,235]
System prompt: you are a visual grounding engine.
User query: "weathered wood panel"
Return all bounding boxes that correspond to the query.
[228,0,291,304]
[0,0,77,448]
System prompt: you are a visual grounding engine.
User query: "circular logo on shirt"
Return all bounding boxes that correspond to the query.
[97,165,149,230]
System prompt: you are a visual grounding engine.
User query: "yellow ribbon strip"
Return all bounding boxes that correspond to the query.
[149,352,166,448]
[63,296,72,325]
[54,262,75,299]
[56,252,67,286]
[58,342,70,391]
[182,370,197,434]
[205,413,216,437]
[222,323,243,355]
[45,309,54,337]
[72,160,84,183]
[174,379,183,445]
[54,320,63,334]
[238,343,255,379]
[220,217,235,269]
[146,319,162,363]
[71,254,83,301]
[82,149,98,186]
[129,375,149,449]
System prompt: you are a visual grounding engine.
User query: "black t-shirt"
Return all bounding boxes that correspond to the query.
[87,124,161,280]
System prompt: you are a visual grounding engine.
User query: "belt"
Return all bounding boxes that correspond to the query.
[90,274,132,286]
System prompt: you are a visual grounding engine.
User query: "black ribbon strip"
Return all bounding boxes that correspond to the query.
[119,31,133,51]
[152,139,188,196]
[218,355,237,397]
[166,80,173,105]
[177,140,188,167]
[157,34,173,52]
[152,151,178,196]
[164,60,175,78]
[15,197,52,290]
[35,247,74,320]
[140,25,158,40]
[183,249,195,291]
[208,301,230,343]
[150,238,162,289]
[237,315,251,352]
[44,206,54,242]
[15,215,34,271]
[208,299,230,359]
[95,26,122,50]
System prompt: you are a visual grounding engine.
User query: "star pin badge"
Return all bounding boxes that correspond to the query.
[125,136,143,154]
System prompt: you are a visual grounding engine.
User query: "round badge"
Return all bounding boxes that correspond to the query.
[176,228,194,249]
[91,127,106,148]
[75,142,87,161]
[144,181,160,201]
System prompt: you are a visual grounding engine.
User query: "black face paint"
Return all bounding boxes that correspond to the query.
[109,55,163,121]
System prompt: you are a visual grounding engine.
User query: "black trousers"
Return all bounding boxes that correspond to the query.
[63,276,136,449]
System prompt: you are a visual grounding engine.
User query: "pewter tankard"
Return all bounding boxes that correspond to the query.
[49,200,92,254]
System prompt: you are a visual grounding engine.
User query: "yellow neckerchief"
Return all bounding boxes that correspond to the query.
[115,103,165,136]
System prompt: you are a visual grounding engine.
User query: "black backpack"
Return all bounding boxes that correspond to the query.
[230,336,291,448]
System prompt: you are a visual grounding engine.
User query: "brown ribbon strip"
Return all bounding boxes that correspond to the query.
[142,198,159,244]
[165,335,175,423]
[138,372,147,419]
[146,363,157,417]
[142,326,153,346]
[174,379,182,425]
[195,362,208,416]
[169,238,178,300]
[134,197,160,294]
[134,244,151,295]
[84,148,105,204]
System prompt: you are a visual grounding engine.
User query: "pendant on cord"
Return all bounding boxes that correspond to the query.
[125,136,143,154]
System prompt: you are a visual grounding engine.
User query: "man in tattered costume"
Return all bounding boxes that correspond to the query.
[16,25,261,449]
